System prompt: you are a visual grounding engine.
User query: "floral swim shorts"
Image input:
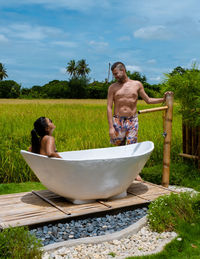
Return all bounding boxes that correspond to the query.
[110,114,138,146]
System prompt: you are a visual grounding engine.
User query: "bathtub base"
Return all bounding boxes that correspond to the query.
[67,198,96,205]
[109,191,127,200]
[66,191,127,205]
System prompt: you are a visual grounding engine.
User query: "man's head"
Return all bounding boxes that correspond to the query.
[111,62,127,83]
[111,62,126,72]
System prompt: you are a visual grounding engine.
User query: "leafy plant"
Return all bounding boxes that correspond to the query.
[147,192,199,233]
[0,226,43,259]
[162,64,200,126]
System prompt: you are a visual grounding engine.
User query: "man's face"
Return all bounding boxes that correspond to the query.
[112,67,126,83]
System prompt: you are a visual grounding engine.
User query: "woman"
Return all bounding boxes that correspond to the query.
[29,117,62,158]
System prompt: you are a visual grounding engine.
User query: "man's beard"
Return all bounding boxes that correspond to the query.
[117,76,126,83]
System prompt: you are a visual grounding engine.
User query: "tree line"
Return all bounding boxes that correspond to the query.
[0,60,164,99]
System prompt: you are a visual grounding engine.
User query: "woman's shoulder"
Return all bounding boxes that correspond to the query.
[42,135,55,142]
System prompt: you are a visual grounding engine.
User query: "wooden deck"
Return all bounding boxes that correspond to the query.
[0,181,173,229]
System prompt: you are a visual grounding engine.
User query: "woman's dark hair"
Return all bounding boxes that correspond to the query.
[31,117,48,154]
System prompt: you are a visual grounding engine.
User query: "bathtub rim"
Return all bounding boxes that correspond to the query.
[20,141,154,162]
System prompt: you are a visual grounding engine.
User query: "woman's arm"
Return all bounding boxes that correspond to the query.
[45,136,62,158]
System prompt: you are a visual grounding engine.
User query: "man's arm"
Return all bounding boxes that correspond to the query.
[138,82,165,104]
[107,85,116,139]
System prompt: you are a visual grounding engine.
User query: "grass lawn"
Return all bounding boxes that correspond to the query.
[0,182,45,195]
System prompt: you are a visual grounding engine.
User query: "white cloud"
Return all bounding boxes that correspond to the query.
[0,0,111,12]
[134,25,172,40]
[118,36,131,41]
[89,40,108,48]
[59,67,66,74]
[126,65,142,72]
[0,34,9,43]
[147,59,156,64]
[52,41,77,48]
[2,23,64,41]
[187,58,199,68]
[149,76,161,81]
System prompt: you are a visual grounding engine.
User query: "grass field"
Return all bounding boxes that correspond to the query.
[0,99,199,259]
[0,98,188,183]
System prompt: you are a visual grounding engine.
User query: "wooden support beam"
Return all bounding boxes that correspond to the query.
[179,153,198,159]
[138,106,168,114]
[32,191,71,215]
[162,92,174,188]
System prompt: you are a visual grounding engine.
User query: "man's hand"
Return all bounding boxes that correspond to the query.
[109,127,116,139]
[164,91,173,102]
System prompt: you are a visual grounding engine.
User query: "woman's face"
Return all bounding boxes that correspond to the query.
[45,118,56,133]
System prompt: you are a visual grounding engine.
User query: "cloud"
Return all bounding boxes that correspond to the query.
[59,67,67,74]
[52,41,78,48]
[2,23,64,41]
[149,76,161,81]
[147,59,156,64]
[0,0,111,12]
[89,40,108,49]
[118,36,131,41]
[134,25,172,40]
[0,34,9,43]
[126,65,142,72]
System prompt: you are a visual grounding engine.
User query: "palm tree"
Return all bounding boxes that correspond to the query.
[66,60,77,79]
[77,59,90,78]
[0,63,8,81]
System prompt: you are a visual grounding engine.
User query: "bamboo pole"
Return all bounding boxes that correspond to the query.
[138,106,168,114]
[179,153,198,159]
[186,124,189,154]
[182,123,186,154]
[198,126,200,170]
[162,92,174,187]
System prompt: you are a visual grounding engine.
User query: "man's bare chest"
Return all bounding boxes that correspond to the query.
[114,85,138,99]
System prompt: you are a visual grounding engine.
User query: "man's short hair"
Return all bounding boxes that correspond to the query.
[111,62,126,71]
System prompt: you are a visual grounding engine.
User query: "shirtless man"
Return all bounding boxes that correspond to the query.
[107,62,167,180]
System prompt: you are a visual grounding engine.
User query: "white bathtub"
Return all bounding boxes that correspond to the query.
[21,141,154,204]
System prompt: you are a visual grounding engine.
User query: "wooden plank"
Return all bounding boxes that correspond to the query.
[0,181,173,229]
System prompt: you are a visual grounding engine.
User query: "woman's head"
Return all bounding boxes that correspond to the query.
[31,117,55,153]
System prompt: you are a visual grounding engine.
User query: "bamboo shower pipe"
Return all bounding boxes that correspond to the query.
[138,92,174,187]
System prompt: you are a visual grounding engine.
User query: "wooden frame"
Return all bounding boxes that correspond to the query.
[138,92,174,187]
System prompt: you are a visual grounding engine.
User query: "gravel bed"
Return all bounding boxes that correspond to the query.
[30,207,148,246]
[42,226,177,259]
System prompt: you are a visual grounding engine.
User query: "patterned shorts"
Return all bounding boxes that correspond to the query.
[110,114,138,146]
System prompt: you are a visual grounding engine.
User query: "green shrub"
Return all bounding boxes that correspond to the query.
[147,192,199,233]
[0,226,43,259]
[162,64,200,126]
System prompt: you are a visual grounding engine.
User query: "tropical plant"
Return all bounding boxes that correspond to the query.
[162,64,200,126]
[66,59,78,79]
[0,63,8,81]
[66,59,91,79]
[76,59,91,78]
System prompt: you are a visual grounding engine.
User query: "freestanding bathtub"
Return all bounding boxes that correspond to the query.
[21,141,154,204]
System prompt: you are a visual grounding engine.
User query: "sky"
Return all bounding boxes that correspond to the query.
[0,0,200,88]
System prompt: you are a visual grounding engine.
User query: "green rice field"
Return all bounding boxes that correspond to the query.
[0,99,182,183]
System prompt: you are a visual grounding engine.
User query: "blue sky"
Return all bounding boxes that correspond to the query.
[0,0,200,88]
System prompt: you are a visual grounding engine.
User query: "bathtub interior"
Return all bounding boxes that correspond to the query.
[59,141,154,161]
